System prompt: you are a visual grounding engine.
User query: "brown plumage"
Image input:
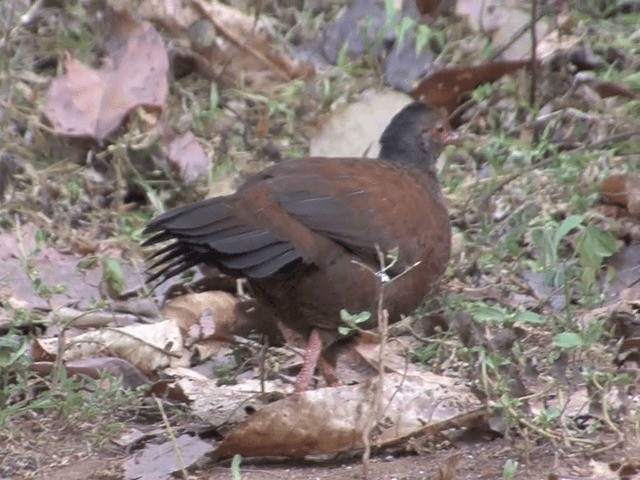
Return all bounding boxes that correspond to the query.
[143,102,455,391]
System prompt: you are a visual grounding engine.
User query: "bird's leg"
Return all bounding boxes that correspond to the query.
[318,356,341,387]
[294,328,323,392]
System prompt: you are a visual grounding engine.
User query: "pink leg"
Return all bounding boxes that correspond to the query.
[294,328,323,392]
[318,356,341,387]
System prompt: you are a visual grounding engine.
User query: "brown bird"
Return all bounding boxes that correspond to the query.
[143,102,455,391]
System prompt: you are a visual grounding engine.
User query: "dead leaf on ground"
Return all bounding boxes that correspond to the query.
[430,453,462,480]
[601,174,640,217]
[411,60,530,112]
[164,130,211,183]
[43,10,169,140]
[123,0,312,89]
[0,224,145,313]
[416,0,443,16]
[161,367,289,428]
[122,434,213,480]
[309,90,412,158]
[212,372,484,459]
[455,0,551,60]
[164,291,239,345]
[30,357,150,390]
[33,320,187,373]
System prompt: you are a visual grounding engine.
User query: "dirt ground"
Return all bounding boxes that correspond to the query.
[1,414,637,480]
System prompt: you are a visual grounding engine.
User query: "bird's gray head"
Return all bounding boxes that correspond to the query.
[378,102,458,174]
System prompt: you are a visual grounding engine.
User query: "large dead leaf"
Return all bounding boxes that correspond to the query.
[161,367,289,427]
[43,11,169,140]
[212,372,484,459]
[30,357,150,390]
[309,90,412,158]
[33,320,187,373]
[123,434,213,480]
[124,0,312,89]
[0,223,145,312]
[601,174,640,217]
[455,0,551,60]
[411,60,530,112]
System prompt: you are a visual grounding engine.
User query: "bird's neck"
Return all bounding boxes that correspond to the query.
[379,142,438,177]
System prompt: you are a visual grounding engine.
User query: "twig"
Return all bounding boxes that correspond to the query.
[361,246,390,478]
[153,395,188,479]
[475,155,556,213]
[488,6,547,61]
[529,0,538,108]
[191,0,292,82]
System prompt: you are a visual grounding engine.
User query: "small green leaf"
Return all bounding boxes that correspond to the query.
[553,214,583,248]
[338,326,352,336]
[35,228,48,247]
[415,24,431,54]
[336,40,350,69]
[469,304,507,323]
[395,16,415,50]
[231,454,242,480]
[384,0,397,19]
[514,311,545,324]
[553,332,583,349]
[209,82,219,111]
[78,257,98,270]
[503,459,518,480]
[101,257,125,297]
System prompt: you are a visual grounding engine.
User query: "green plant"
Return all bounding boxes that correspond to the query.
[530,214,619,294]
[231,454,243,480]
[502,459,519,480]
[338,309,371,336]
[467,302,545,327]
[552,319,604,350]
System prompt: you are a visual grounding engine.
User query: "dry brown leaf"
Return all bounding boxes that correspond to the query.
[161,367,289,424]
[43,11,168,140]
[165,130,211,183]
[129,0,312,89]
[411,60,530,112]
[601,174,640,217]
[212,372,483,459]
[164,291,240,343]
[123,434,213,480]
[430,453,462,480]
[33,320,187,373]
[416,0,442,15]
[30,357,150,390]
[592,80,636,99]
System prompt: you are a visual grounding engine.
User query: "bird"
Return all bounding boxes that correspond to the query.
[142,101,456,391]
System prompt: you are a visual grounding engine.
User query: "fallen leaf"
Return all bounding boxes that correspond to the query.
[43,10,169,140]
[212,372,483,459]
[165,130,210,183]
[162,367,289,425]
[123,434,213,480]
[411,60,530,112]
[601,174,640,217]
[309,90,412,158]
[33,320,187,373]
[164,291,240,343]
[416,0,442,15]
[30,357,150,389]
[128,0,312,89]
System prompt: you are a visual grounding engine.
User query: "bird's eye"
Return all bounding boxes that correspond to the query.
[435,124,445,134]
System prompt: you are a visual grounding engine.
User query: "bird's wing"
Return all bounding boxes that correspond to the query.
[143,157,436,282]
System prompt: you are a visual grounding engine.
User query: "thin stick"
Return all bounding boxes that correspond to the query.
[529,0,538,108]
[154,395,188,479]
